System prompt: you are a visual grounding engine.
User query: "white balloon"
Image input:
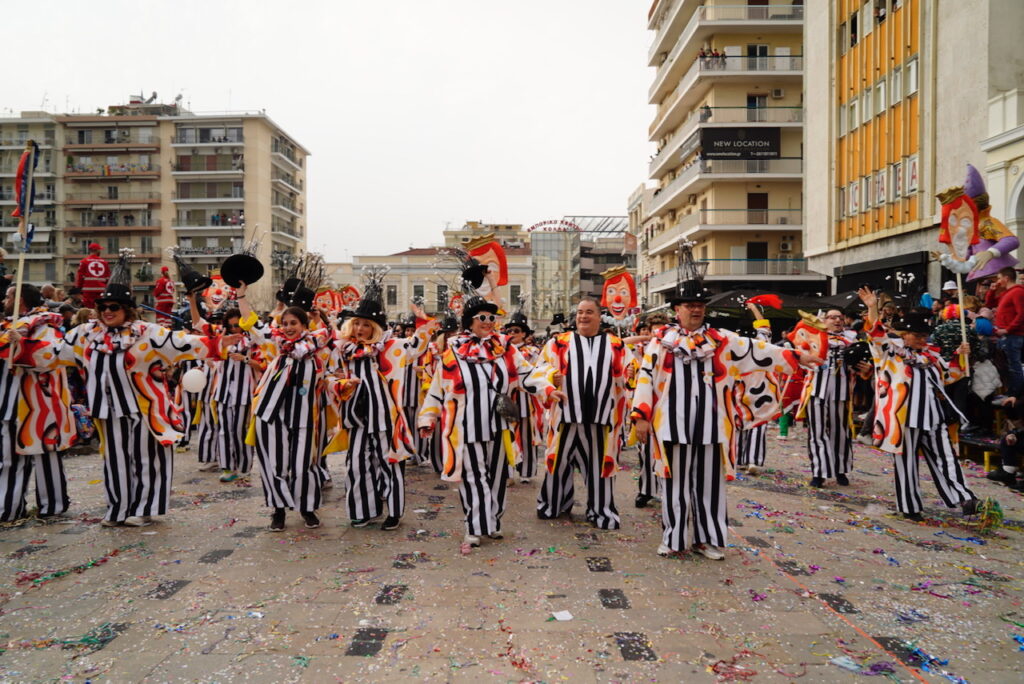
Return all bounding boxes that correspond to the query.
[181,368,207,394]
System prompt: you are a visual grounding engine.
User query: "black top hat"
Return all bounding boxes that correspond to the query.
[550,313,565,326]
[349,266,389,329]
[172,251,213,296]
[460,295,499,330]
[891,309,932,335]
[439,315,459,333]
[504,310,532,335]
[96,249,136,307]
[669,279,711,306]
[222,253,264,289]
[286,285,315,312]
[276,277,301,305]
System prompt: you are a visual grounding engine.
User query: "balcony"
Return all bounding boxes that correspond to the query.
[271,226,302,241]
[650,3,804,101]
[0,165,55,177]
[173,191,244,203]
[65,220,162,233]
[64,191,160,205]
[64,163,160,180]
[0,190,56,204]
[647,209,802,255]
[272,174,303,193]
[64,136,159,152]
[175,246,234,257]
[649,157,803,218]
[171,158,244,178]
[647,258,814,293]
[0,138,56,149]
[650,106,802,178]
[172,134,244,146]
[272,201,301,218]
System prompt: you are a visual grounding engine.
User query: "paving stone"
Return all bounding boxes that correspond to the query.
[819,593,859,614]
[374,584,408,605]
[198,549,234,564]
[232,525,264,538]
[143,579,191,599]
[344,627,388,656]
[586,556,613,572]
[612,631,657,661]
[598,588,631,609]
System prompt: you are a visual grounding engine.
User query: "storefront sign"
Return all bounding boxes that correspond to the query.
[700,127,780,159]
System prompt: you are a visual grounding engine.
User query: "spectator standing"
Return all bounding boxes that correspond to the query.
[994,266,1024,396]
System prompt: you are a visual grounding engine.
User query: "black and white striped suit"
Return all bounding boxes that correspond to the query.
[0,359,68,521]
[805,334,855,479]
[661,443,725,549]
[537,332,620,529]
[214,342,256,474]
[96,415,173,520]
[195,361,220,465]
[176,359,199,447]
[343,355,403,521]
[736,424,767,467]
[253,353,322,513]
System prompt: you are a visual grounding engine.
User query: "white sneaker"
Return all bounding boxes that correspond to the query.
[520,478,531,485]
[657,543,673,557]
[776,434,790,441]
[855,434,873,445]
[694,544,724,560]
[464,534,481,547]
[745,465,759,475]
[198,462,219,472]
[100,518,120,527]
[122,516,152,527]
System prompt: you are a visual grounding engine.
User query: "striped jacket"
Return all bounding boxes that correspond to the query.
[630,324,799,478]
[60,320,220,445]
[0,310,76,455]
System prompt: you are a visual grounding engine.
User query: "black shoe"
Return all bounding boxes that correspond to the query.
[836,474,850,486]
[961,499,979,516]
[809,477,825,488]
[536,510,557,520]
[635,493,653,508]
[270,508,286,531]
[351,518,372,528]
[986,469,1017,486]
[302,512,320,529]
[904,511,924,522]
[381,516,400,531]
[1010,479,1024,492]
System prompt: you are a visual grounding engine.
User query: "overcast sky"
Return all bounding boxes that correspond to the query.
[5,0,653,261]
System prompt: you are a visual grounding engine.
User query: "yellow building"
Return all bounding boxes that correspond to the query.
[642,0,820,303]
[805,0,1024,293]
[0,95,308,311]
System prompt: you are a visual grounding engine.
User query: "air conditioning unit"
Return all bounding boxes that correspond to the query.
[779,240,794,252]
[68,236,77,243]
[778,216,788,224]
[771,88,785,99]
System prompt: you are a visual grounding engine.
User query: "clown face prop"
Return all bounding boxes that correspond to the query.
[339,285,361,308]
[600,268,637,321]
[785,312,828,361]
[466,235,508,307]
[202,273,234,311]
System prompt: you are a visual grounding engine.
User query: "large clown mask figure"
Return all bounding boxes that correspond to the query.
[203,273,234,311]
[340,285,361,308]
[600,266,637,321]
[785,311,829,361]
[937,189,979,265]
[466,234,508,308]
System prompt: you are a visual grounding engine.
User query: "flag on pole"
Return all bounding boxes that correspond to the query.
[11,141,39,219]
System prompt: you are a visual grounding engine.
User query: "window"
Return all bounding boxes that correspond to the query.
[838,22,848,56]
[864,176,874,211]
[891,161,903,199]
[850,11,858,46]
[838,103,847,137]
[510,284,522,305]
[44,262,56,282]
[838,186,846,218]
[862,2,873,37]
[891,67,902,105]
[413,284,425,302]
[386,285,398,307]
[875,170,887,207]
[436,284,448,311]
[106,237,120,253]
[848,97,859,131]
[140,236,153,253]
[849,180,860,215]
[862,88,872,124]
[875,79,887,113]
[906,57,918,95]
[180,237,192,249]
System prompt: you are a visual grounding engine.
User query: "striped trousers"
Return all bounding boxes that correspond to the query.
[736,425,767,467]
[216,403,254,474]
[418,427,443,474]
[254,417,321,512]
[95,416,173,522]
[661,442,727,551]
[0,422,69,521]
[536,423,620,530]
[806,397,852,478]
[196,398,219,465]
[894,427,976,515]
[346,428,405,521]
[636,438,660,498]
[515,418,539,480]
[461,440,509,535]
[178,391,196,447]
[316,402,332,483]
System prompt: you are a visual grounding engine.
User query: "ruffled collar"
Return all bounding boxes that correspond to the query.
[655,324,717,363]
[337,330,390,361]
[450,333,506,363]
[892,342,939,368]
[83,320,143,353]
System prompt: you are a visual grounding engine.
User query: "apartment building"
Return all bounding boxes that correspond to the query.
[0,95,308,310]
[641,0,820,305]
[804,0,1024,293]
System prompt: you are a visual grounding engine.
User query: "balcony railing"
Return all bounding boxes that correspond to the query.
[64,191,160,201]
[705,258,809,276]
[65,163,159,175]
[0,218,57,229]
[65,136,158,146]
[700,157,803,175]
[175,246,234,256]
[0,191,56,202]
[172,134,244,144]
[0,138,56,147]
[702,4,804,22]
[0,165,54,175]
[172,159,244,172]
[172,216,245,228]
[173,191,244,201]
[698,208,802,225]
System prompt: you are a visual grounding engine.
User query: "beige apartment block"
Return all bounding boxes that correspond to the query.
[0,95,308,312]
[804,0,1024,294]
[641,0,820,304]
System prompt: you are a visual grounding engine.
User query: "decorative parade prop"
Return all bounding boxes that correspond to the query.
[349,265,389,327]
[202,272,235,312]
[9,141,39,316]
[171,248,214,296]
[785,311,829,361]
[221,233,265,288]
[339,285,361,309]
[181,368,208,394]
[96,248,138,307]
[600,266,637,332]
[464,234,509,310]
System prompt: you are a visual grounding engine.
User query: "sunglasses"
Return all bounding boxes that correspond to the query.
[473,314,497,323]
[96,303,123,313]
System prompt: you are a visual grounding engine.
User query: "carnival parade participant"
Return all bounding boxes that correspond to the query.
[214,307,262,482]
[503,305,544,485]
[733,299,779,475]
[416,313,460,473]
[631,313,668,508]
[419,292,555,547]
[330,268,435,531]
[534,297,629,530]
[800,307,866,488]
[153,266,176,326]
[631,278,820,559]
[235,279,340,531]
[74,243,110,309]
[60,251,227,527]
[857,287,980,521]
[0,285,75,521]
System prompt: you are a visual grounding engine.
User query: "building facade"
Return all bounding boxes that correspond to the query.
[804,0,1024,294]
[641,0,820,305]
[0,95,308,310]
